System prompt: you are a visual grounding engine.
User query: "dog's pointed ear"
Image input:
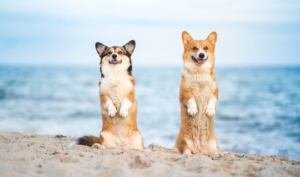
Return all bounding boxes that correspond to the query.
[206,32,217,46]
[182,31,193,46]
[95,42,107,56]
[124,40,136,55]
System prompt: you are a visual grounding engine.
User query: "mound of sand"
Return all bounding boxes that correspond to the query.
[0,132,299,177]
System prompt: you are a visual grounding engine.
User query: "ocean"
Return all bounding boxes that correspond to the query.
[0,65,299,160]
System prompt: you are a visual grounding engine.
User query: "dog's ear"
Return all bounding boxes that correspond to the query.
[206,32,217,46]
[95,42,107,56]
[182,31,193,46]
[124,40,136,54]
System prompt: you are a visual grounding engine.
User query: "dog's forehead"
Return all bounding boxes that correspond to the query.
[192,40,204,46]
[106,46,126,53]
[190,40,211,48]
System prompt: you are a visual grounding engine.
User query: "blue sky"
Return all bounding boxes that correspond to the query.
[0,0,300,66]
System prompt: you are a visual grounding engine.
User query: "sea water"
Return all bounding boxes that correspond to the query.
[0,65,299,159]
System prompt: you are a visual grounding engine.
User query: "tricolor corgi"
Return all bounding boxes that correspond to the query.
[174,31,220,155]
[74,40,144,150]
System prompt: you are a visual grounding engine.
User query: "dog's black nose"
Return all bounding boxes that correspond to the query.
[199,53,205,59]
[112,54,117,59]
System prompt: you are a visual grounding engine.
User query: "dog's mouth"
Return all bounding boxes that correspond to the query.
[191,56,208,65]
[109,59,122,65]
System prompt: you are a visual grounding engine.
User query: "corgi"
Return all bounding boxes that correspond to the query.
[174,31,220,155]
[74,40,144,150]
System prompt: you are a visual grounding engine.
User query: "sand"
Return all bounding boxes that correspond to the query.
[0,132,299,177]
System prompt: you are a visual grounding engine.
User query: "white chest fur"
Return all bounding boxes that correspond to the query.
[100,74,133,109]
[183,70,217,106]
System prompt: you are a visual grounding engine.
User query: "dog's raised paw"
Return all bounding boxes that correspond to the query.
[187,107,198,116]
[206,108,215,117]
[119,109,129,118]
[108,106,117,117]
[93,143,106,149]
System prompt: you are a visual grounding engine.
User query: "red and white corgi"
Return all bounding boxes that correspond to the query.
[175,31,220,155]
[75,40,144,150]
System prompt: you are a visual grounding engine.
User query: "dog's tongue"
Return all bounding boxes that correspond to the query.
[197,59,204,64]
[112,60,118,64]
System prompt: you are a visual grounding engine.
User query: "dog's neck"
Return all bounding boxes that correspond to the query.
[183,65,211,75]
[102,66,129,78]
[182,67,213,83]
[183,61,213,75]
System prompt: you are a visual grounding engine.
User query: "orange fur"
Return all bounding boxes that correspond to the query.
[175,31,220,155]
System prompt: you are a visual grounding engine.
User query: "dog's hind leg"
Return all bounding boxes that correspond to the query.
[176,139,193,156]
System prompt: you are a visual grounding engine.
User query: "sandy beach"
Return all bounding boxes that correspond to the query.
[0,132,299,177]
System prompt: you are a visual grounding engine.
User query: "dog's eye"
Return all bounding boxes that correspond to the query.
[108,51,112,54]
[204,46,208,50]
[193,47,198,50]
[118,51,122,54]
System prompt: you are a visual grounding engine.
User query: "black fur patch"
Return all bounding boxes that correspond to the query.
[100,60,104,78]
[127,65,132,75]
[122,46,133,75]
[77,136,99,147]
[99,46,108,77]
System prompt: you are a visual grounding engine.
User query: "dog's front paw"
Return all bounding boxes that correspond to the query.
[105,100,117,117]
[206,108,215,117]
[119,99,132,118]
[119,109,129,118]
[187,107,198,116]
[186,98,198,116]
[108,106,117,117]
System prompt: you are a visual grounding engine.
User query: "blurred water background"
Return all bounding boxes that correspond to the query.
[0,65,299,159]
